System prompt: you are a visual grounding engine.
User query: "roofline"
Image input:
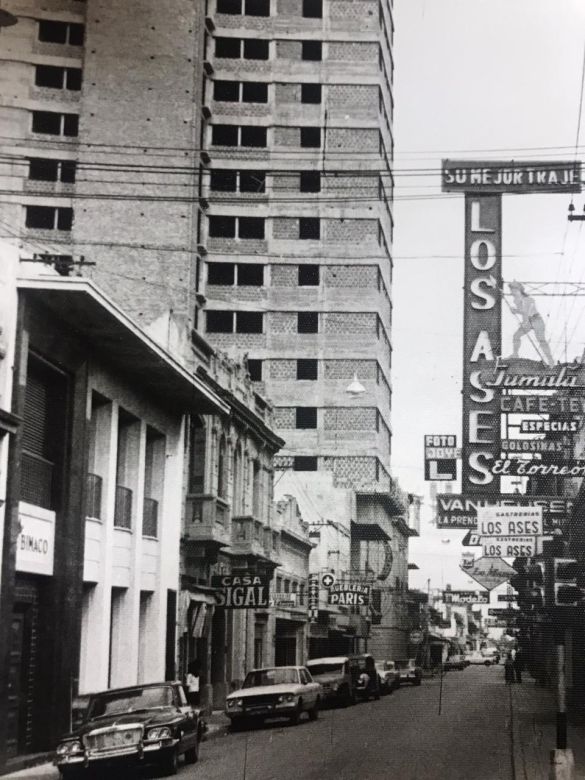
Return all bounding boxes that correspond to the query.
[17,276,230,416]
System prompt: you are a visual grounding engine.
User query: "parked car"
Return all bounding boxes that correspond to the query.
[376,660,401,693]
[443,653,467,671]
[396,658,422,685]
[353,654,381,701]
[465,650,494,666]
[55,682,201,778]
[306,656,356,706]
[225,666,321,729]
[481,647,501,664]
[306,654,380,705]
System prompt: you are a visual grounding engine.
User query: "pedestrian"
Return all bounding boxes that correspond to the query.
[186,659,201,707]
[513,649,524,684]
[504,654,515,685]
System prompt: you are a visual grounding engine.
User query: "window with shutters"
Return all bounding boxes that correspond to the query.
[21,356,68,510]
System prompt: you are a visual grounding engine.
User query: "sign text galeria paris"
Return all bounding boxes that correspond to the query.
[441,159,582,494]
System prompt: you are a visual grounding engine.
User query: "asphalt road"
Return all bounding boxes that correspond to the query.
[191,664,512,780]
[8,665,514,780]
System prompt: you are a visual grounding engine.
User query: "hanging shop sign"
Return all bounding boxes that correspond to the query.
[501,439,572,456]
[461,552,476,570]
[481,536,537,558]
[481,361,585,390]
[500,395,585,415]
[16,502,55,577]
[436,494,572,531]
[460,194,502,493]
[442,590,489,604]
[211,574,270,609]
[519,420,579,434]
[442,160,582,194]
[327,582,371,607]
[476,506,543,537]
[485,618,509,627]
[424,434,459,481]
[270,593,298,608]
[497,593,518,602]
[461,557,516,590]
[490,460,585,478]
[462,531,482,546]
[308,573,319,622]
[488,608,520,618]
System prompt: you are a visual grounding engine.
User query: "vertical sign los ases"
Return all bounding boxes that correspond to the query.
[462,195,502,494]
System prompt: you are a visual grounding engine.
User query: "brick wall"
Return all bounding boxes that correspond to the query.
[272,173,301,192]
[324,407,377,431]
[276,40,302,60]
[272,217,299,239]
[276,0,303,14]
[323,175,378,197]
[275,83,301,103]
[328,41,378,62]
[323,456,377,483]
[207,237,269,254]
[274,126,299,146]
[323,219,377,243]
[269,312,297,333]
[323,312,377,334]
[326,127,379,152]
[328,85,378,112]
[269,360,297,379]
[270,265,298,286]
[273,407,296,428]
[324,266,377,288]
[323,360,377,380]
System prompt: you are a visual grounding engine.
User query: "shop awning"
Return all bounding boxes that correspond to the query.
[17,277,229,417]
[350,521,391,542]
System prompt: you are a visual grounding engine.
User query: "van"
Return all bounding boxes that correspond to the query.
[306,654,380,706]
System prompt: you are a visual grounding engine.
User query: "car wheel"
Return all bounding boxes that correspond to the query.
[309,698,320,721]
[484,661,491,666]
[159,746,179,776]
[184,739,199,765]
[374,687,381,700]
[59,770,82,780]
[230,717,247,732]
[414,677,422,687]
[289,701,302,725]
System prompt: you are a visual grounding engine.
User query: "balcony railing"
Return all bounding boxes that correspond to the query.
[143,497,158,538]
[114,485,132,529]
[86,473,103,520]
[183,494,230,548]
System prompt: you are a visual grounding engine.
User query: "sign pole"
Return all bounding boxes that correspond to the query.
[549,636,574,779]
[438,661,444,716]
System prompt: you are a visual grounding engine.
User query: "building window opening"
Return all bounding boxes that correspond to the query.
[38,19,85,45]
[296,407,317,429]
[241,126,267,147]
[25,206,73,231]
[242,82,268,103]
[217,435,227,498]
[206,310,234,333]
[237,263,264,285]
[300,127,321,148]
[217,0,242,13]
[189,416,206,494]
[299,217,320,240]
[211,124,239,146]
[209,169,237,192]
[293,456,317,471]
[246,358,262,381]
[236,311,263,333]
[301,83,322,104]
[62,114,79,136]
[245,0,270,16]
[297,359,318,380]
[302,0,322,18]
[297,311,318,333]
[214,80,240,101]
[244,39,269,59]
[238,216,265,239]
[302,41,322,61]
[300,171,321,192]
[208,262,235,285]
[298,264,320,286]
[215,37,241,57]
[208,215,236,238]
[31,111,61,135]
[240,170,266,192]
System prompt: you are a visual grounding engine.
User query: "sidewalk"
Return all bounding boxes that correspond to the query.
[510,681,585,780]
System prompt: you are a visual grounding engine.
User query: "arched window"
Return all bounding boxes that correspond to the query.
[217,435,227,498]
[233,444,243,514]
[189,416,206,493]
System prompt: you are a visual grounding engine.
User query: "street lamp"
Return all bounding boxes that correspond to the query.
[345,373,366,397]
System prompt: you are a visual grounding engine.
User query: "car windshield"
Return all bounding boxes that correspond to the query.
[243,668,299,688]
[87,686,174,718]
[306,663,345,676]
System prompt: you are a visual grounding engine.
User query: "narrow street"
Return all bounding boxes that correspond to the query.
[192,667,512,780]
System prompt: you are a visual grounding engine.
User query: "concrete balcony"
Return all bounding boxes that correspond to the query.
[183,494,231,549]
[231,515,281,566]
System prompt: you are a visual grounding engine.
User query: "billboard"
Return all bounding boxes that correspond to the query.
[211,574,270,608]
[461,195,502,493]
[462,557,516,590]
[442,160,582,194]
[436,493,572,531]
[424,434,459,481]
[328,582,370,607]
[476,506,543,537]
[442,590,489,604]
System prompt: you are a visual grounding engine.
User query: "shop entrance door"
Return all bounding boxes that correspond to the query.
[6,606,32,757]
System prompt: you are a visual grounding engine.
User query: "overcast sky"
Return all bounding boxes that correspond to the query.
[391,0,585,591]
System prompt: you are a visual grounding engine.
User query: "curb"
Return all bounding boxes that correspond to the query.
[1,753,54,777]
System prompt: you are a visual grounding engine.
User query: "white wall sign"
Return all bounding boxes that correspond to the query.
[481,536,537,558]
[16,502,55,576]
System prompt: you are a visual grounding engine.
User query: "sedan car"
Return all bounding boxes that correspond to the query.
[55,682,201,778]
[225,666,321,729]
[443,654,467,671]
[396,658,422,686]
[376,661,401,694]
[466,651,495,666]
